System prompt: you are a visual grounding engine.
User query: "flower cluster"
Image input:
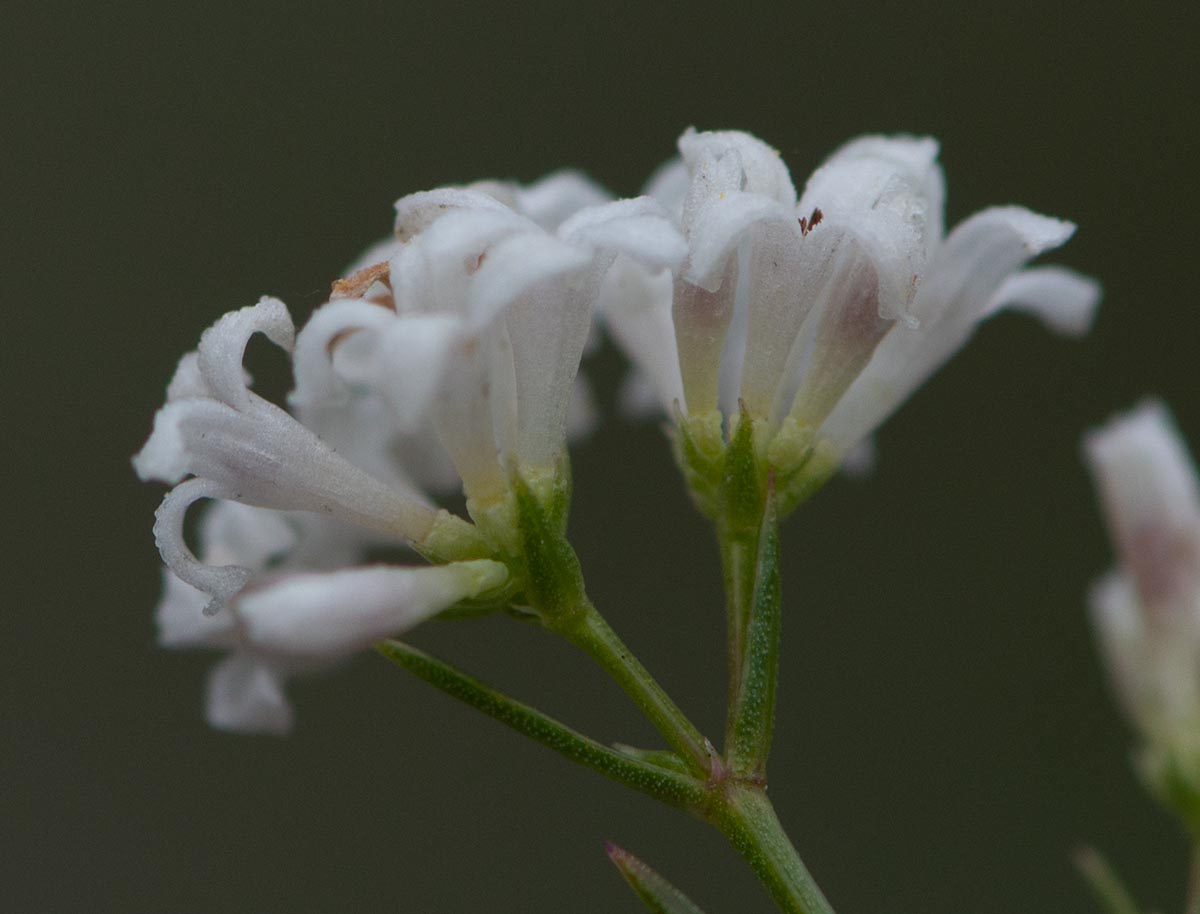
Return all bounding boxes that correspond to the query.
[1086,403,1200,814]
[136,128,1097,732]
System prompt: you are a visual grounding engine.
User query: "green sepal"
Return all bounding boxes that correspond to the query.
[435,571,523,621]
[726,483,782,778]
[721,411,767,538]
[605,843,709,914]
[435,601,507,620]
[1074,847,1142,914]
[511,467,585,625]
[672,408,726,518]
[415,510,496,564]
[776,443,837,517]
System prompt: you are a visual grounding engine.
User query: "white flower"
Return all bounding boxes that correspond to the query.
[134,298,443,614]
[604,128,1101,470]
[294,185,685,507]
[1085,401,1200,773]
[156,501,506,734]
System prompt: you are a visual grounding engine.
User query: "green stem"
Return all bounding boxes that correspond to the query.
[720,527,757,747]
[1188,842,1200,914]
[724,488,782,777]
[562,605,712,776]
[376,640,708,811]
[712,784,836,914]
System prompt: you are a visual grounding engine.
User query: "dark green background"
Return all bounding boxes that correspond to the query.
[5,0,1199,911]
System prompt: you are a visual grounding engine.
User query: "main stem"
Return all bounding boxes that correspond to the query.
[712,784,837,914]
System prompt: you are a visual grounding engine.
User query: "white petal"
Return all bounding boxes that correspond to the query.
[683,192,802,291]
[1085,400,1200,608]
[290,298,401,409]
[468,231,590,329]
[334,313,461,431]
[405,208,548,320]
[199,500,297,569]
[674,267,737,416]
[782,245,892,427]
[1088,571,1149,727]
[205,654,293,735]
[473,236,593,469]
[165,352,209,402]
[600,258,685,414]
[238,560,508,657]
[132,399,191,482]
[912,206,1076,330]
[144,396,436,541]
[343,236,404,276]
[505,287,592,469]
[461,179,521,211]
[153,479,253,615]
[984,265,1101,337]
[566,375,599,441]
[840,436,877,476]
[1085,401,1200,530]
[643,157,689,220]
[1089,570,1200,745]
[515,170,612,229]
[197,298,295,411]
[716,263,751,420]
[618,370,666,418]
[558,197,687,273]
[390,431,462,494]
[734,214,816,417]
[671,136,804,414]
[393,187,510,242]
[797,134,943,321]
[678,128,797,205]
[433,342,507,500]
[817,206,1080,455]
[291,301,457,498]
[802,134,945,255]
[155,570,240,648]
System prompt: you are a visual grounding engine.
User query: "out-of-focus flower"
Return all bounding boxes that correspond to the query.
[1085,401,1200,811]
[604,128,1100,506]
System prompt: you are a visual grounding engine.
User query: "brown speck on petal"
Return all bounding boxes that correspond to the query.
[799,207,824,236]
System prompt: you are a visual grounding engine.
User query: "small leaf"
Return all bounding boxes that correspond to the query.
[1075,846,1142,914]
[605,843,709,914]
[376,641,708,810]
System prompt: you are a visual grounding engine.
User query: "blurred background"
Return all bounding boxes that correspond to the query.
[4,0,1199,911]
